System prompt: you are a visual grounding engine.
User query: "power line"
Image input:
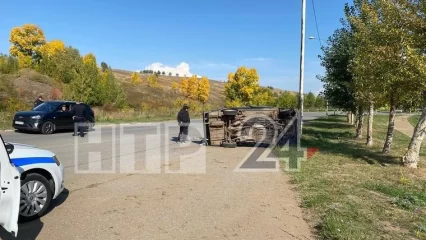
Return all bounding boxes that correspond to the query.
[311,0,322,48]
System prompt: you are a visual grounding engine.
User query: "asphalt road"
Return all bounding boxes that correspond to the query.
[1,111,329,164]
[0,111,328,240]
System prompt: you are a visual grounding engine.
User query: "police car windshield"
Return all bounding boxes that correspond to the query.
[33,102,62,112]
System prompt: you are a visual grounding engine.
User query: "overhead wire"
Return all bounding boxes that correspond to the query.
[311,0,323,49]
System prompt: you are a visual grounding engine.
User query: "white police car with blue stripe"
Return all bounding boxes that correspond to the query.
[0,134,64,237]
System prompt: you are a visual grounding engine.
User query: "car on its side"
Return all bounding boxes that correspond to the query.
[12,100,95,134]
[0,135,65,237]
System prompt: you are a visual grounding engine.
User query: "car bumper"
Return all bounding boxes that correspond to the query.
[53,162,65,199]
[13,119,42,131]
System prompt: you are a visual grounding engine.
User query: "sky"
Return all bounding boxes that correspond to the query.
[0,0,351,94]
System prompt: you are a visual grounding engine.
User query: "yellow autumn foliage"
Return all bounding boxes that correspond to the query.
[225,66,260,107]
[197,76,210,103]
[147,74,158,87]
[178,75,210,103]
[130,72,142,85]
[171,81,179,90]
[39,40,65,59]
[9,24,46,68]
[82,53,97,65]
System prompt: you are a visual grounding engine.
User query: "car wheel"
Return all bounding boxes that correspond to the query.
[19,173,53,223]
[41,121,54,134]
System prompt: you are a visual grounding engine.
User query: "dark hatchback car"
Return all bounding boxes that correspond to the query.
[12,100,95,134]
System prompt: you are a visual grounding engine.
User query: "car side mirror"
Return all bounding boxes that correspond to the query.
[5,143,14,154]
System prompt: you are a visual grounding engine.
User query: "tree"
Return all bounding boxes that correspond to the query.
[176,73,179,77]
[9,24,46,68]
[305,92,316,110]
[162,71,165,75]
[395,0,426,167]
[275,91,297,108]
[101,62,109,72]
[157,70,161,75]
[178,76,197,99]
[318,24,357,118]
[130,72,142,85]
[0,54,19,74]
[169,72,172,76]
[39,40,65,60]
[196,76,210,103]
[38,46,83,84]
[147,74,158,87]
[346,0,385,146]
[350,0,419,153]
[224,66,260,107]
[171,81,179,93]
[252,87,275,106]
[99,66,127,108]
[66,52,103,106]
[314,94,326,109]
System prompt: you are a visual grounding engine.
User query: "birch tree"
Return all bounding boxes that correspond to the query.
[399,0,426,167]
[346,0,387,146]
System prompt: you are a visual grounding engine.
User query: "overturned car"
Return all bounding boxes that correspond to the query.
[202,106,298,148]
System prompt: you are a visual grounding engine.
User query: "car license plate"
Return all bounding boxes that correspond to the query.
[15,121,24,125]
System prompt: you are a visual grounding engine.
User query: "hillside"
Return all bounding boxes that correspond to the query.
[111,69,227,109]
[0,68,296,112]
[112,69,295,108]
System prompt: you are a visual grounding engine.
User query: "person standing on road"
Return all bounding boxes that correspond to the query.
[177,104,190,143]
[71,101,87,137]
[33,96,44,109]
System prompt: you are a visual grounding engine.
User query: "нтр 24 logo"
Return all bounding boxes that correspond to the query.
[234,114,318,172]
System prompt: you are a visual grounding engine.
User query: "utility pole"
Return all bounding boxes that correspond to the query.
[298,0,306,136]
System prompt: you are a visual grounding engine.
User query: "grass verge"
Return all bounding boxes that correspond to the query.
[409,115,420,128]
[285,115,426,239]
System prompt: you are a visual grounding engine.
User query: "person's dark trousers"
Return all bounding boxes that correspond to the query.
[73,117,85,137]
[183,126,188,141]
[179,126,189,142]
[178,126,184,142]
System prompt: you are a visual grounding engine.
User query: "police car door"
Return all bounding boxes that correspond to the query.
[0,135,21,237]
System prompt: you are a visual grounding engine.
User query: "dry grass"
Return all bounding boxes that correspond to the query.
[111,69,296,109]
[112,69,226,108]
[93,107,178,123]
[288,115,426,239]
[0,112,13,130]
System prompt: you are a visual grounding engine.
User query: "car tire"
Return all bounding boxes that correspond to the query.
[41,121,54,134]
[222,109,238,116]
[19,173,53,223]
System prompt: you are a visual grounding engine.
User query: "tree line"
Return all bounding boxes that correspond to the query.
[140,69,181,77]
[319,0,426,168]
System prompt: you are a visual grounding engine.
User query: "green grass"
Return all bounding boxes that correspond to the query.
[409,115,421,128]
[286,115,426,239]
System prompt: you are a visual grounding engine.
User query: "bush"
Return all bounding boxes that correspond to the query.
[0,54,19,74]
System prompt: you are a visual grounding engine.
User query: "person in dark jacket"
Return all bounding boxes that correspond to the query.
[33,96,44,109]
[177,104,190,143]
[71,101,87,137]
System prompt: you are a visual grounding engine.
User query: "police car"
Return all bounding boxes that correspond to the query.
[0,134,64,237]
